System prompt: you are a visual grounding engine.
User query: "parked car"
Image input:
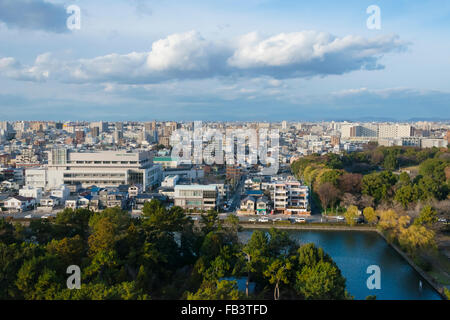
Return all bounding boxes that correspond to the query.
[41,214,49,219]
[258,217,269,223]
[295,217,306,223]
[248,218,256,222]
[24,214,32,219]
[438,218,448,223]
[190,216,198,221]
[336,216,345,221]
[273,217,282,222]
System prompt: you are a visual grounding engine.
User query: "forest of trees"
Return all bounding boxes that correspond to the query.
[291,145,449,272]
[0,200,351,300]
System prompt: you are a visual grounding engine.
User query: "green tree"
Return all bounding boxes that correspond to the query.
[363,207,377,225]
[263,258,292,300]
[344,206,359,226]
[187,280,242,300]
[414,205,438,226]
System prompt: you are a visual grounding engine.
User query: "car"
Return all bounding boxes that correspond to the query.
[190,216,199,221]
[273,217,282,222]
[24,214,32,219]
[41,214,49,219]
[295,217,306,223]
[248,218,256,222]
[258,217,269,223]
[438,218,448,223]
[336,216,345,221]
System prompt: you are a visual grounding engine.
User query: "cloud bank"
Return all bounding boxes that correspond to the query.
[0,30,407,84]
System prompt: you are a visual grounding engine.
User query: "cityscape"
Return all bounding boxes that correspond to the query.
[0,119,449,301]
[0,0,449,308]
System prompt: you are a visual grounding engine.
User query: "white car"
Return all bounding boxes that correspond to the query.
[41,214,49,219]
[273,217,282,222]
[295,217,306,223]
[248,218,256,222]
[190,216,199,221]
[336,216,345,221]
[258,217,269,223]
[24,214,32,219]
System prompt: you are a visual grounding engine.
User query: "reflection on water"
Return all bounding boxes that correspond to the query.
[239,229,441,300]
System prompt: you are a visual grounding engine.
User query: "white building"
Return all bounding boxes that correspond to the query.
[272,177,309,215]
[161,175,180,188]
[19,186,43,201]
[4,196,35,212]
[50,184,70,201]
[46,149,162,191]
[174,185,218,211]
[25,167,47,190]
[378,124,413,138]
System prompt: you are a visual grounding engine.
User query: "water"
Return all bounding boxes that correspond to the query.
[239,229,442,300]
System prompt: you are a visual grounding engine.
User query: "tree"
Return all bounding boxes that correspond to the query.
[294,244,347,300]
[338,173,363,194]
[344,206,359,226]
[362,171,397,204]
[46,235,85,266]
[340,193,358,208]
[383,153,398,171]
[394,184,419,208]
[414,205,438,226]
[187,280,242,300]
[263,258,292,300]
[88,217,117,256]
[316,182,340,212]
[363,207,377,225]
[397,225,436,257]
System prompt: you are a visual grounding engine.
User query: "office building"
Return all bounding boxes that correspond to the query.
[174,184,218,211]
[46,149,162,190]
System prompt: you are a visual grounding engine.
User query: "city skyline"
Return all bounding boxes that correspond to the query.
[0,0,449,121]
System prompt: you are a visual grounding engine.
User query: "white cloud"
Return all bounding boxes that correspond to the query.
[0,30,407,84]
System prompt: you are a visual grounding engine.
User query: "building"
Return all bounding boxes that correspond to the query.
[4,196,35,212]
[154,157,179,169]
[50,184,70,201]
[25,167,47,190]
[46,149,162,191]
[161,175,180,188]
[226,165,243,182]
[174,185,218,211]
[19,186,43,201]
[240,196,256,213]
[378,124,413,138]
[272,177,309,215]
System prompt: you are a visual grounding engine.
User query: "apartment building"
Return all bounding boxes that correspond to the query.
[272,177,309,215]
[174,185,218,211]
[25,167,47,190]
[46,149,162,191]
[378,124,413,138]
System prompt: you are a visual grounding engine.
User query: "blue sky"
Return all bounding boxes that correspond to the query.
[0,0,449,121]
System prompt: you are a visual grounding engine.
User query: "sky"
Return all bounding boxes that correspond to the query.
[0,0,449,121]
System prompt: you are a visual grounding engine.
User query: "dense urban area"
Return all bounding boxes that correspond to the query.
[0,120,449,300]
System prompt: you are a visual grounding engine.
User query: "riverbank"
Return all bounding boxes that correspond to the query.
[240,222,446,300]
[240,222,376,232]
